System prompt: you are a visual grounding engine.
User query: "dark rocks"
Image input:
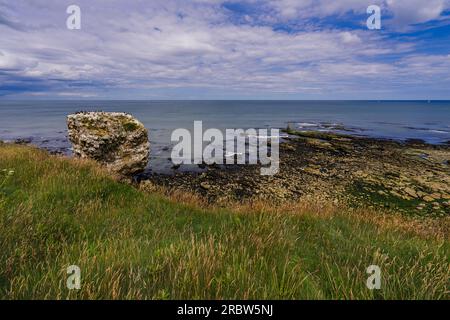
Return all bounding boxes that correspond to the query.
[14,138,32,145]
[142,130,450,216]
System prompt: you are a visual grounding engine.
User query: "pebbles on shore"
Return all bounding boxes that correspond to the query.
[144,130,450,217]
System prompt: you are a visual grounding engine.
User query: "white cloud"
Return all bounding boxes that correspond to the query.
[261,0,450,27]
[0,50,38,70]
[0,0,449,98]
[386,0,447,25]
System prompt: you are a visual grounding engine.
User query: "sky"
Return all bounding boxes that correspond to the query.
[0,0,450,100]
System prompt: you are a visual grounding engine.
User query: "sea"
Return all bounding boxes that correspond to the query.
[1,100,449,173]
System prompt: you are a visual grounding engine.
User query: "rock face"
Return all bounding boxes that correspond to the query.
[67,112,150,176]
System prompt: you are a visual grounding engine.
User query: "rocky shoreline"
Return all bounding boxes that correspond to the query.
[140,130,450,217]
[4,120,449,217]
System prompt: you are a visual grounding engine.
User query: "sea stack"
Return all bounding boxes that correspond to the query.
[67,111,150,177]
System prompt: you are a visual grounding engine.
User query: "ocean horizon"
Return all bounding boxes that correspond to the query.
[1,100,449,173]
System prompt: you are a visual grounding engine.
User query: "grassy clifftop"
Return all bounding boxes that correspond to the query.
[0,144,448,299]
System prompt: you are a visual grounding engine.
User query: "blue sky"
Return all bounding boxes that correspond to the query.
[0,0,450,100]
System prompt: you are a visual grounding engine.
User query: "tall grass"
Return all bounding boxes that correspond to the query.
[0,144,448,299]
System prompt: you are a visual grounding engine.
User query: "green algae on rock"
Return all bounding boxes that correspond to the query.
[67,112,150,177]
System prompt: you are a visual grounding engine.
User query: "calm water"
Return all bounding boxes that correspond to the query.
[0,100,449,173]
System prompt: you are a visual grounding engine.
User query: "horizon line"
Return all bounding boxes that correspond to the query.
[1,99,450,102]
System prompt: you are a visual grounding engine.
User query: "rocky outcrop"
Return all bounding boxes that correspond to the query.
[67,112,150,177]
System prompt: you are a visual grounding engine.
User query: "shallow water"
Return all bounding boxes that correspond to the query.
[0,100,449,173]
